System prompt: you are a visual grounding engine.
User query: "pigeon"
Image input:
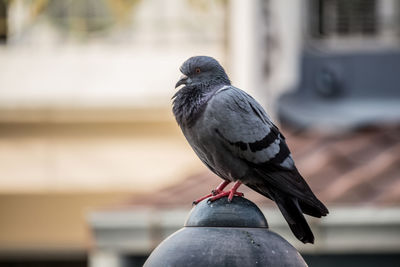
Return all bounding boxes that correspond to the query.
[172,56,328,244]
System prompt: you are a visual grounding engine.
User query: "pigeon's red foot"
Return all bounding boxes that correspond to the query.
[193,181,244,205]
[192,180,231,205]
[192,193,213,205]
[208,181,244,203]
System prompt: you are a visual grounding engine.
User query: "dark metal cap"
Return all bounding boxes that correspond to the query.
[144,197,307,267]
[185,197,268,228]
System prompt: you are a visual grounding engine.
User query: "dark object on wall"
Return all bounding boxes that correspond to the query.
[144,197,307,267]
[278,49,400,130]
[278,0,400,130]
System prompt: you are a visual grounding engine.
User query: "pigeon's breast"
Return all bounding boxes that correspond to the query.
[185,102,249,181]
[172,86,214,128]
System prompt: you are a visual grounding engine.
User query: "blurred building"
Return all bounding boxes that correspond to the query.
[0,0,227,265]
[89,1,400,266]
[0,0,399,267]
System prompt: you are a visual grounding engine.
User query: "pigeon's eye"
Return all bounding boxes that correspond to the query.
[195,68,201,74]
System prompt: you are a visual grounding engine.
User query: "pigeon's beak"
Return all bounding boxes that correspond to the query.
[175,74,191,88]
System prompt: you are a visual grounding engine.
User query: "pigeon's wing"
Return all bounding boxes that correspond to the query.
[208,86,291,169]
[208,87,317,202]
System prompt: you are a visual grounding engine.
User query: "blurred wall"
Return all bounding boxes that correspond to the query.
[0,0,230,261]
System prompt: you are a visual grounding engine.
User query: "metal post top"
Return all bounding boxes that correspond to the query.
[144,196,307,267]
[185,197,269,228]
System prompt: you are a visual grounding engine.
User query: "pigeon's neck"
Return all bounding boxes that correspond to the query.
[172,84,226,128]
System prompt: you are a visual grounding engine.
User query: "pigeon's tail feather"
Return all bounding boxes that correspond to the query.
[246,184,314,244]
[299,199,329,218]
[289,169,329,218]
[252,167,329,219]
[274,195,315,244]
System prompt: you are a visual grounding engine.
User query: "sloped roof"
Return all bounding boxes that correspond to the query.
[128,125,400,208]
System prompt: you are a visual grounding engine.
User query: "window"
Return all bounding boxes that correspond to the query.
[307,0,400,48]
[310,0,377,38]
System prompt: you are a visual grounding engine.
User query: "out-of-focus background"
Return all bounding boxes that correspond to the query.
[0,0,399,266]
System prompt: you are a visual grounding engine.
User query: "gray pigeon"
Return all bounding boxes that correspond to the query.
[172,56,328,244]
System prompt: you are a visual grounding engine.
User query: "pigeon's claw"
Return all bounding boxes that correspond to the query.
[228,190,244,202]
[211,189,222,195]
[207,190,243,203]
[192,180,231,205]
[208,181,243,203]
[192,193,213,205]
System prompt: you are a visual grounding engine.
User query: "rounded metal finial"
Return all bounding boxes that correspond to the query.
[185,196,268,228]
[144,197,307,267]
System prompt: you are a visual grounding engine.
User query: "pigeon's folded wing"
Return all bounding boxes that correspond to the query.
[209,87,287,166]
[208,87,315,201]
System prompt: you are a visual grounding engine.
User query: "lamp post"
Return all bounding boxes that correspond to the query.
[144,197,307,266]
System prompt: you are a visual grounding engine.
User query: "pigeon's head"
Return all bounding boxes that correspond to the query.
[175,56,231,89]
